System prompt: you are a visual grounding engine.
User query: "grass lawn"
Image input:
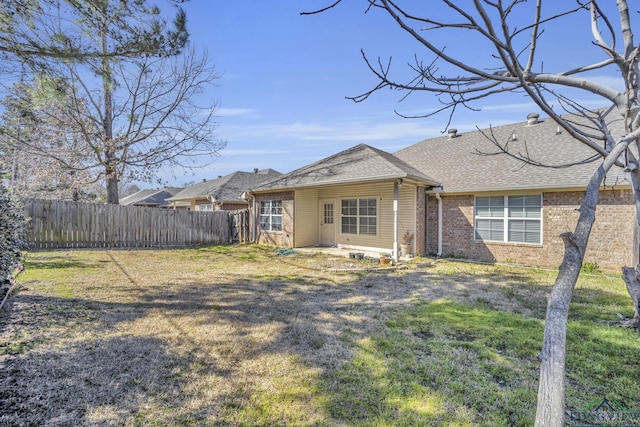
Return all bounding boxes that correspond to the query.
[0,245,638,426]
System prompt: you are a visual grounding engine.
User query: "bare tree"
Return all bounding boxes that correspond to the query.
[1,78,105,200]
[306,1,640,425]
[65,49,221,203]
[0,0,224,203]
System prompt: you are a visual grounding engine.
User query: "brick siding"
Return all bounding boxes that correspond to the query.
[426,189,634,271]
[253,191,295,247]
[194,199,247,212]
[216,202,248,212]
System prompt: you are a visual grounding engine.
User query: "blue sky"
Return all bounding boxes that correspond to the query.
[168,1,618,186]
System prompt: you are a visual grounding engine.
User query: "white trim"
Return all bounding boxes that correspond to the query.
[474,194,543,245]
[393,181,399,262]
[319,199,336,246]
[259,199,283,232]
[339,197,379,237]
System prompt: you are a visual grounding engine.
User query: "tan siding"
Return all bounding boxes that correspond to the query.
[193,198,213,211]
[316,182,417,252]
[398,185,417,249]
[294,188,319,247]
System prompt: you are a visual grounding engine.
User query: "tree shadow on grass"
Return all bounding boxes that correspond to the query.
[322,299,542,426]
[1,253,636,426]
[1,334,190,425]
[24,255,109,270]
[0,292,244,425]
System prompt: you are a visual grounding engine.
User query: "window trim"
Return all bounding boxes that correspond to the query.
[474,194,542,245]
[259,199,283,232]
[340,197,378,236]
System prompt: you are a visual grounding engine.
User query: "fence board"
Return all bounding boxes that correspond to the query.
[23,199,248,250]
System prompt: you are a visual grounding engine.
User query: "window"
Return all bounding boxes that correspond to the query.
[475,195,541,244]
[341,199,357,234]
[323,203,334,224]
[475,196,504,241]
[259,200,282,231]
[341,198,377,236]
[199,204,213,212]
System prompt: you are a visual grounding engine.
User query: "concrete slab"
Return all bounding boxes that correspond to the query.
[294,246,389,260]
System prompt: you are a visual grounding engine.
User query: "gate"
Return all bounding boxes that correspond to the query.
[228,209,250,243]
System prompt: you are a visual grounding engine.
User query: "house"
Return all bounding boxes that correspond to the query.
[119,187,183,208]
[247,144,439,257]
[167,169,282,211]
[247,113,634,270]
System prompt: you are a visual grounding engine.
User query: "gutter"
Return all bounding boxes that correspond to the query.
[251,174,439,194]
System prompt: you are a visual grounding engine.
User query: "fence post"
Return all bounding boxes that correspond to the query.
[23,199,232,249]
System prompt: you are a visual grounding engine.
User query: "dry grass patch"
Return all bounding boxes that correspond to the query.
[1,246,409,425]
[0,247,636,426]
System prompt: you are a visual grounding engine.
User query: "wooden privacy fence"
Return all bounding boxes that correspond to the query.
[228,209,250,244]
[23,199,250,249]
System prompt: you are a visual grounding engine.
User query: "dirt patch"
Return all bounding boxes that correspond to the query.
[0,246,552,425]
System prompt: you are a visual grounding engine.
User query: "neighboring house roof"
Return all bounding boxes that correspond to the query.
[119,187,183,207]
[394,113,629,193]
[252,143,439,192]
[168,169,283,203]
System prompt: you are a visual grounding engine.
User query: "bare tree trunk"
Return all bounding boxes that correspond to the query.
[105,163,118,204]
[622,168,640,328]
[622,266,640,327]
[100,7,118,205]
[534,167,603,427]
[534,133,631,426]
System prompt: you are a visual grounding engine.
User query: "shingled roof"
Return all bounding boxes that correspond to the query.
[168,169,282,203]
[394,113,629,193]
[252,143,439,192]
[119,187,183,207]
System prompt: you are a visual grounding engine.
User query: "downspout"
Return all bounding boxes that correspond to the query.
[434,190,443,257]
[393,180,399,261]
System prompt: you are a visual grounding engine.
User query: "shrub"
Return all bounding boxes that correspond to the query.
[0,184,26,286]
[402,230,414,245]
[581,261,601,274]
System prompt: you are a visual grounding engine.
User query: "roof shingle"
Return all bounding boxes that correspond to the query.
[168,169,282,202]
[394,115,628,193]
[119,187,183,207]
[252,144,438,191]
